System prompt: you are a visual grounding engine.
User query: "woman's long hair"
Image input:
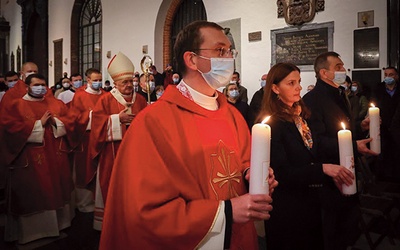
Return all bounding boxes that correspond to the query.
[257,62,310,122]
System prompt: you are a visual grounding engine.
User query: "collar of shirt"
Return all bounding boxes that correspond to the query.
[385,85,397,97]
[177,80,218,111]
[85,86,102,95]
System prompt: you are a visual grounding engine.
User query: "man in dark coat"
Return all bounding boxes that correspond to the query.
[303,51,377,250]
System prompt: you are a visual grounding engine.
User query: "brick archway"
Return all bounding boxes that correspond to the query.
[162,0,182,68]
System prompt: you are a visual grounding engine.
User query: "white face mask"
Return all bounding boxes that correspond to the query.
[62,82,70,89]
[7,80,17,88]
[197,55,234,90]
[329,71,347,86]
[30,85,47,98]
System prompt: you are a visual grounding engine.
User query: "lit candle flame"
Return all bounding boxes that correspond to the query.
[262,116,271,124]
[341,122,346,130]
[370,103,375,108]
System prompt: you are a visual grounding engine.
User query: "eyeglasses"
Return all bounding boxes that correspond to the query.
[194,47,238,58]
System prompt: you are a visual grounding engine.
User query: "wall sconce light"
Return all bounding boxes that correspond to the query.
[64,58,68,65]
[107,51,111,59]
[49,61,53,66]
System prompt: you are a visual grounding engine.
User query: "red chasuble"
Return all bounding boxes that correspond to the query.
[100,87,258,250]
[1,96,73,215]
[65,89,105,188]
[89,92,147,203]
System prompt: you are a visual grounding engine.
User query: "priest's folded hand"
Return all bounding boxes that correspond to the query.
[230,193,273,224]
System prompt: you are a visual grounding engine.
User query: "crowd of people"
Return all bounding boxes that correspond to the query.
[0,20,399,249]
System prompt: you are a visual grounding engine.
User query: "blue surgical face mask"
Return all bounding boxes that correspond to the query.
[384,77,395,85]
[7,80,17,88]
[351,86,358,92]
[156,91,163,98]
[91,81,102,90]
[30,85,47,97]
[173,78,180,84]
[260,80,266,88]
[73,80,82,89]
[330,71,347,86]
[196,55,234,90]
[229,89,240,98]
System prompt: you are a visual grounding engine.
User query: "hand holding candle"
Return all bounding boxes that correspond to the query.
[369,103,381,154]
[249,116,271,195]
[338,122,356,195]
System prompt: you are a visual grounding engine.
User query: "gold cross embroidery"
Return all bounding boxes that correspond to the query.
[211,141,242,198]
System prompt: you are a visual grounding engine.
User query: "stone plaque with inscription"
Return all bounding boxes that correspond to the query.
[354,28,379,68]
[271,22,334,71]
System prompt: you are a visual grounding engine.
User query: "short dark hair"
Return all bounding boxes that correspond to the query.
[233,71,240,79]
[70,73,82,80]
[173,20,223,76]
[25,73,46,85]
[384,66,398,73]
[85,68,101,77]
[314,51,340,79]
[5,70,19,79]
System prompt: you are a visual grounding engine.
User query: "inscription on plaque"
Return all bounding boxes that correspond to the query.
[271,22,334,71]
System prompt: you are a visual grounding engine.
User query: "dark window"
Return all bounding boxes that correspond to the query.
[170,0,206,63]
[79,0,102,77]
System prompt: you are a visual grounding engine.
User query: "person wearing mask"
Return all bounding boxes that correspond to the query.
[303,51,377,250]
[100,20,277,250]
[89,52,147,231]
[260,62,354,250]
[228,71,248,103]
[133,75,139,93]
[172,73,181,85]
[155,85,165,99]
[348,79,369,127]
[149,65,164,87]
[54,77,71,99]
[62,68,105,215]
[371,66,400,182]
[0,71,19,103]
[225,82,252,129]
[250,73,268,126]
[57,77,77,105]
[1,74,73,244]
[0,62,38,108]
[71,73,84,90]
[138,73,157,103]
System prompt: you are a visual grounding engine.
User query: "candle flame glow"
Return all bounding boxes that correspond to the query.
[341,122,346,130]
[370,103,375,108]
[262,116,271,124]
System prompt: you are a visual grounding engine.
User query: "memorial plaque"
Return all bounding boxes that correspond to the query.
[354,28,379,69]
[271,22,333,71]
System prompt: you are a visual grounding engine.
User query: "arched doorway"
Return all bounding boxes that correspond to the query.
[155,0,206,70]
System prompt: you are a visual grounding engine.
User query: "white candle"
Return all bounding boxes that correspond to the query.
[338,122,356,195]
[369,103,381,154]
[249,116,271,195]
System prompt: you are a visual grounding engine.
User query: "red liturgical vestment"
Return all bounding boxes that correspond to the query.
[1,95,73,215]
[100,86,258,249]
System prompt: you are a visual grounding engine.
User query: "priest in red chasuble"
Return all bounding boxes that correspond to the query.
[100,21,277,250]
[64,68,105,213]
[1,74,74,244]
[89,52,147,230]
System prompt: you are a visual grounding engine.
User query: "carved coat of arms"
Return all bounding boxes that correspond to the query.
[277,0,325,26]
